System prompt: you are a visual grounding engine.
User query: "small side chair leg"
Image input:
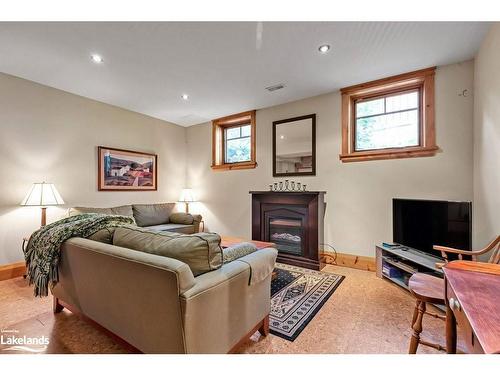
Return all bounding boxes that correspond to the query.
[409,300,425,354]
[411,299,419,326]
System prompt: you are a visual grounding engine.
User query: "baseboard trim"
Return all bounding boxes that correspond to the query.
[321,251,376,272]
[0,261,26,281]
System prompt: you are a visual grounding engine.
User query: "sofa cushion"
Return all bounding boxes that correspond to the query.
[87,228,115,244]
[222,242,258,264]
[69,205,134,218]
[169,212,194,225]
[144,223,195,234]
[113,227,222,276]
[132,203,175,227]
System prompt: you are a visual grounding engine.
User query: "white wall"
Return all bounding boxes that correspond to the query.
[473,24,500,248]
[0,60,479,264]
[187,61,475,257]
[0,73,187,264]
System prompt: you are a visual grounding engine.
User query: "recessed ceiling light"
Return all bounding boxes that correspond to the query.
[318,44,331,54]
[181,94,189,100]
[280,135,285,140]
[90,54,104,63]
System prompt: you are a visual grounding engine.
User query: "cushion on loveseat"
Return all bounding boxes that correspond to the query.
[169,212,194,225]
[69,205,134,218]
[87,228,116,244]
[112,226,222,276]
[132,203,175,227]
[222,242,258,264]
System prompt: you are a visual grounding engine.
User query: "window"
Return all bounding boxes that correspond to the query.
[211,110,256,170]
[340,67,437,162]
[224,124,251,163]
[355,90,420,151]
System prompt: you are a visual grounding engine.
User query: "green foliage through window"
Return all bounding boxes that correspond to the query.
[355,91,420,151]
[225,124,251,163]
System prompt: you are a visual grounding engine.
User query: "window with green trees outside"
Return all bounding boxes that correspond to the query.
[355,90,420,151]
[224,124,251,163]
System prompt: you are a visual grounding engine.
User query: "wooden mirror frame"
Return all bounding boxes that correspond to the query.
[272,114,316,177]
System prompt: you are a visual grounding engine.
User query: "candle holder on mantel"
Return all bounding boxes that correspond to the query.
[269,179,307,192]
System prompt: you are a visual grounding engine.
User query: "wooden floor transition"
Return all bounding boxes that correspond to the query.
[0,265,461,354]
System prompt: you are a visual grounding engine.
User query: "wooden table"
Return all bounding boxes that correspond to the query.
[444,261,500,354]
[220,235,275,250]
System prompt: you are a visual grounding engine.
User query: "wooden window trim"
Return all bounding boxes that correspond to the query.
[211,110,257,171]
[339,67,438,163]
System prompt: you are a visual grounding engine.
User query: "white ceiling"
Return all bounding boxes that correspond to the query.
[0,22,490,126]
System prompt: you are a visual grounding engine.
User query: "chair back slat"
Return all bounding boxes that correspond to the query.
[488,243,500,264]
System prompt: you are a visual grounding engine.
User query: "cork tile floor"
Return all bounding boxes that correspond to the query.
[0,265,456,354]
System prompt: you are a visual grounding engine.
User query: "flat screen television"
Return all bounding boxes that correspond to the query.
[393,198,472,259]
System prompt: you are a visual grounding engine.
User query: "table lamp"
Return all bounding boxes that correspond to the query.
[178,188,196,213]
[20,182,65,227]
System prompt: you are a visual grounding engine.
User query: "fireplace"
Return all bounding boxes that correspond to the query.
[269,218,303,256]
[250,191,326,270]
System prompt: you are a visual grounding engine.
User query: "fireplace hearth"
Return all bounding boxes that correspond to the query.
[250,191,326,270]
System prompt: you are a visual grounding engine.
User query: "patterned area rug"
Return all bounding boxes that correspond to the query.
[270,263,344,341]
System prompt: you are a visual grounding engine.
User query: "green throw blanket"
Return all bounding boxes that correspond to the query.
[24,213,135,297]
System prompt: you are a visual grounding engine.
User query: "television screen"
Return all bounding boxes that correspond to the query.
[393,199,472,259]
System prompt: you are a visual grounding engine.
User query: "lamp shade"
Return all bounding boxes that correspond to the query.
[20,182,65,207]
[179,188,196,203]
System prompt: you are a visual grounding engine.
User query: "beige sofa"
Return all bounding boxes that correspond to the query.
[69,203,202,234]
[51,227,277,353]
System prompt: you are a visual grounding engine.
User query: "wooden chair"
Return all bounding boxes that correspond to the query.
[408,235,500,354]
[434,235,500,264]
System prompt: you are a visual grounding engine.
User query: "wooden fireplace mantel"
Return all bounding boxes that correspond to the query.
[250,191,326,270]
[249,191,326,195]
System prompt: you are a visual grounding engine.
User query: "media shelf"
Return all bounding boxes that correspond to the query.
[375,244,443,293]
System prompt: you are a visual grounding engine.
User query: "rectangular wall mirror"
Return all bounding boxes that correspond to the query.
[273,114,316,177]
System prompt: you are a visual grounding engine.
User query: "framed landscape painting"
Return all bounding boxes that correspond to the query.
[98,146,157,191]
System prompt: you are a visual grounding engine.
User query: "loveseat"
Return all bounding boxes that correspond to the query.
[51,224,277,353]
[69,203,202,234]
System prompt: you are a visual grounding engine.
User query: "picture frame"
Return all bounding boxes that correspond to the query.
[98,146,157,191]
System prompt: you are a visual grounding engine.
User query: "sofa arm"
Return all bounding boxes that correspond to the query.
[169,212,203,232]
[179,248,276,353]
[192,214,202,232]
[181,247,276,298]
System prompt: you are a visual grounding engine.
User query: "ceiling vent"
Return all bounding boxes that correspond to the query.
[265,83,285,92]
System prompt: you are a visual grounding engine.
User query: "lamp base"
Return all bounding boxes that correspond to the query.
[41,207,47,227]
[185,202,190,214]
